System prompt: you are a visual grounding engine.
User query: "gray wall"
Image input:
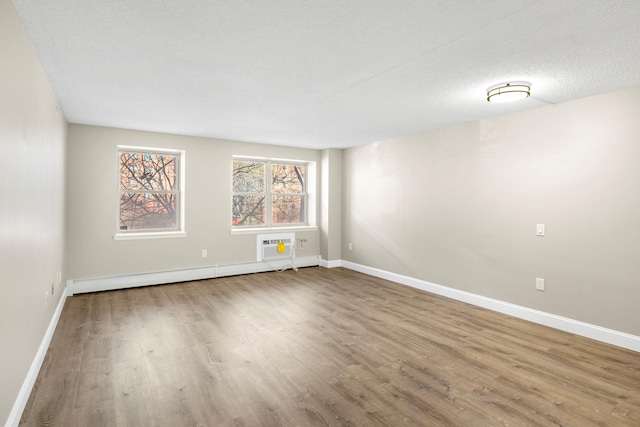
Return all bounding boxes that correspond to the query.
[342,87,640,336]
[0,0,67,423]
[66,124,321,280]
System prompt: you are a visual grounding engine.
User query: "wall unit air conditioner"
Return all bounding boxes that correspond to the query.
[256,233,295,262]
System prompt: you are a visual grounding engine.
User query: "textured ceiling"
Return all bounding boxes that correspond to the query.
[12,0,640,149]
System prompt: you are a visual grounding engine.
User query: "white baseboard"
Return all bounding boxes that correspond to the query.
[216,256,320,278]
[5,285,69,427]
[319,258,342,268]
[340,260,640,353]
[70,256,320,294]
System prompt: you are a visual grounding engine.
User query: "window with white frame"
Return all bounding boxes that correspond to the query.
[118,147,184,234]
[232,159,307,227]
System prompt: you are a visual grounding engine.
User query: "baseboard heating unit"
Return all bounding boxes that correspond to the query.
[256,233,295,262]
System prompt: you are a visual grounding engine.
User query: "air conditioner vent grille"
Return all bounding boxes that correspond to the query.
[256,233,295,262]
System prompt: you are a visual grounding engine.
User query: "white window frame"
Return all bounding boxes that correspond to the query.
[232,156,316,233]
[114,145,186,240]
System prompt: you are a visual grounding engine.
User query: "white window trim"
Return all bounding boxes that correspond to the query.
[232,156,316,232]
[114,145,186,240]
[114,231,187,240]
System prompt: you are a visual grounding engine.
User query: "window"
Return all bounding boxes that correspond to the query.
[117,147,184,235]
[232,159,307,227]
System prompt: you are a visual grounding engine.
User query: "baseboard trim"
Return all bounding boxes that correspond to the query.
[5,285,69,427]
[70,256,321,294]
[319,258,342,268]
[340,260,640,353]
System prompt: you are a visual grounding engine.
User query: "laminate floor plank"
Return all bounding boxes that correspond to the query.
[70,399,116,427]
[269,354,370,426]
[113,383,156,427]
[25,371,79,427]
[20,267,640,426]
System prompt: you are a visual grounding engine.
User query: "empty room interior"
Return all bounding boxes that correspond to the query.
[2,0,640,426]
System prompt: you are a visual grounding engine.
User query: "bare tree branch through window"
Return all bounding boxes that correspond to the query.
[119,150,180,231]
[232,160,306,226]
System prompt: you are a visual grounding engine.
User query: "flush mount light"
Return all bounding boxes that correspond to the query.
[486,82,531,103]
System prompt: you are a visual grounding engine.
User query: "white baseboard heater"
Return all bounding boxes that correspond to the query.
[256,233,295,262]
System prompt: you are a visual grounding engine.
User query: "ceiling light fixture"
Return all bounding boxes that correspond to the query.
[486,82,531,103]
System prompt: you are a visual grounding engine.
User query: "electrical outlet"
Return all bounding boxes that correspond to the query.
[202,249,207,258]
[536,278,545,291]
[298,238,308,249]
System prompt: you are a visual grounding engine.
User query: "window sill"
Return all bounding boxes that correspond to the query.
[230,226,318,235]
[114,231,187,241]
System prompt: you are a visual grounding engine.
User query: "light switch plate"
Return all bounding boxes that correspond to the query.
[536,278,545,291]
[536,224,545,236]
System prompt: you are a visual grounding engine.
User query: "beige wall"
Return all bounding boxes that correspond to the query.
[0,0,67,423]
[342,87,640,336]
[66,125,321,280]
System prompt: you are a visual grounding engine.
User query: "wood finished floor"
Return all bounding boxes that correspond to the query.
[20,267,640,426]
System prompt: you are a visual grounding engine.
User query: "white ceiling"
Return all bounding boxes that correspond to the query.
[12,0,640,149]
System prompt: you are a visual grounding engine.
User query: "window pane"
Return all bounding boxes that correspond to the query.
[119,193,177,230]
[272,164,304,194]
[232,195,265,226]
[120,152,177,191]
[233,161,265,193]
[272,195,305,224]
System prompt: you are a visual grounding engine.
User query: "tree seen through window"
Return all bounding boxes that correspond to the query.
[119,150,180,231]
[232,160,306,226]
